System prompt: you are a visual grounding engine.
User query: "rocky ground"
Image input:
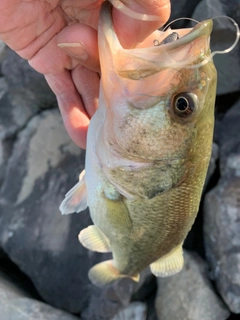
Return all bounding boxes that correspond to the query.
[0,0,240,319]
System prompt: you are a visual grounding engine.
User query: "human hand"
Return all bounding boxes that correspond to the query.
[0,0,170,149]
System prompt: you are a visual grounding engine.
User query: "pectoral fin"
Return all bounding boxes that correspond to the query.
[150,243,184,277]
[88,260,140,287]
[59,170,87,215]
[78,225,111,253]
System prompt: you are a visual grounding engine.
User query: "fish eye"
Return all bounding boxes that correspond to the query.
[173,93,198,118]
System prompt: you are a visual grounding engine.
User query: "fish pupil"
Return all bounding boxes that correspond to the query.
[171,93,198,120]
[176,97,189,112]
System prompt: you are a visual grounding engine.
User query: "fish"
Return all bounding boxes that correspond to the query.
[60,1,217,287]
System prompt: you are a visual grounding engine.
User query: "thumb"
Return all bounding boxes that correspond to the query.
[112,0,171,48]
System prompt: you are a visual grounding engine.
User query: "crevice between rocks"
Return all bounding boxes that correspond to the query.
[0,248,43,301]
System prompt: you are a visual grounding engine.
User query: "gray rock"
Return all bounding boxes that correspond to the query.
[0,45,58,138]
[0,49,55,185]
[0,88,39,138]
[168,0,201,28]
[204,175,240,314]
[155,251,230,320]
[217,99,240,173]
[0,271,79,320]
[0,77,8,99]
[192,0,240,95]
[147,308,158,320]
[217,99,240,145]
[111,302,147,320]
[82,279,135,320]
[0,77,9,139]
[82,269,152,320]
[0,40,6,62]
[203,98,240,313]
[204,113,240,314]
[0,135,14,188]
[219,0,240,25]
[0,68,40,142]
[1,47,57,109]
[204,142,219,191]
[0,108,107,313]
[0,77,11,185]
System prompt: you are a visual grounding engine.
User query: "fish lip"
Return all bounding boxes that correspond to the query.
[163,19,213,50]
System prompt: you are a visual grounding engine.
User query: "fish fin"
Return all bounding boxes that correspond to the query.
[103,196,133,233]
[78,169,85,181]
[78,225,111,253]
[88,260,140,287]
[59,170,87,215]
[150,243,184,277]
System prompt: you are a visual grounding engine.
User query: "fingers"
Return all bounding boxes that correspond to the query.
[29,26,100,150]
[71,65,99,118]
[112,0,171,48]
[45,70,91,149]
[29,35,72,75]
[57,24,100,72]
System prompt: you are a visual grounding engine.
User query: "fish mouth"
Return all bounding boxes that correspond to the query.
[155,20,213,50]
[99,2,213,79]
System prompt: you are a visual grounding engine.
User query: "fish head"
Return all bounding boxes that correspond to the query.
[98,2,217,181]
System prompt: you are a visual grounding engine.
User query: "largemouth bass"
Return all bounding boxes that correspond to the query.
[60,1,217,287]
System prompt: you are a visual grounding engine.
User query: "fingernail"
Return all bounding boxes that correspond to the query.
[58,42,88,60]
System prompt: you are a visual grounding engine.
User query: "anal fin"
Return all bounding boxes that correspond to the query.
[88,260,140,287]
[59,169,87,215]
[150,243,184,277]
[78,225,111,253]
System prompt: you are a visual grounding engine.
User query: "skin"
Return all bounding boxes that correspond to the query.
[0,0,171,149]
